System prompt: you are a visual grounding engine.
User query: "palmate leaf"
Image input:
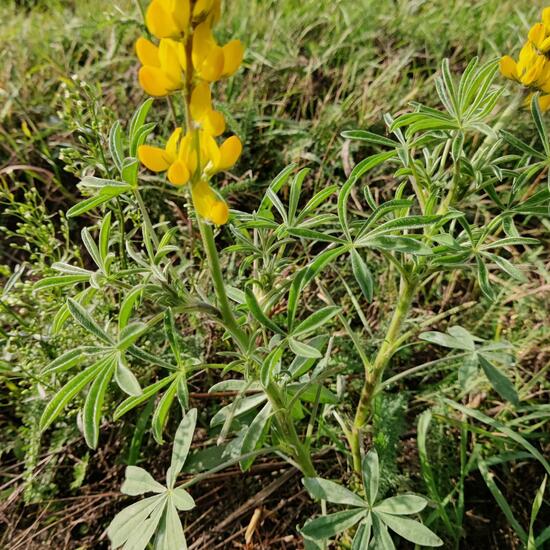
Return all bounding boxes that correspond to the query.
[109,410,197,550]
[83,356,116,448]
[114,374,177,420]
[155,501,187,550]
[478,354,519,406]
[352,515,372,550]
[167,409,197,488]
[108,494,166,549]
[351,248,374,301]
[240,402,272,471]
[303,478,366,508]
[362,449,380,506]
[291,306,340,338]
[301,509,367,541]
[67,298,114,345]
[122,466,166,496]
[40,355,112,431]
[375,512,443,547]
[374,495,427,515]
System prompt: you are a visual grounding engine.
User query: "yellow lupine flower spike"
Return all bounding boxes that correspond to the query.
[136,0,245,224]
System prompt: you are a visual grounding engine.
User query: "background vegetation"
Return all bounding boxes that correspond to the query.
[1,0,548,548]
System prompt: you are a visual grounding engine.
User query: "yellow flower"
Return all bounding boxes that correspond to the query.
[138,128,190,186]
[146,0,190,39]
[528,21,550,53]
[500,55,519,81]
[192,22,244,82]
[136,37,185,96]
[190,82,225,136]
[192,179,229,225]
[500,10,550,103]
[138,128,242,186]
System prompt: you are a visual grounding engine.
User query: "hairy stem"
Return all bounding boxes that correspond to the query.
[196,218,248,350]
[179,14,316,478]
[350,277,415,472]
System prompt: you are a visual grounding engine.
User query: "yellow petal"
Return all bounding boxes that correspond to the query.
[209,200,229,225]
[176,42,188,72]
[193,0,215,18]
[544,7,550,31]
[165,128,183,161]
[138,145,170,172]
[158,39,184,85]
[201,132,221,171]
[139,66,172,96]
[136,37,160,67]
[170,0,191,32]
[521,56,546,86]
[222,40,244,77]
[541,36,550,53]
[192,21,214,65]
[146,0,180,39]
[499,56,518,81]
[540,78,550,93]
[217,136,242,171]
[198,45,225,81]
[209,0,221,25]
[190,82,212,121]
[178,133,196,174]
[539,94,550,112]
[167,160,190,185]
[203,110,225,137]
[529,23,546,49]
[518,42,537,74]
[192,179,215,213]
[191,180,228,224]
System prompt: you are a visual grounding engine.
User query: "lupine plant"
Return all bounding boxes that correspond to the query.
[33,1,550,548]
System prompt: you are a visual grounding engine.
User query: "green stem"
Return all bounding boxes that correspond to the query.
[196,217,248,351]
[349,277,416,473]
[197,219,316,477]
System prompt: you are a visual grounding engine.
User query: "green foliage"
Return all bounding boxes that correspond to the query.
[301,449,443,547]
[1,1,548,549]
